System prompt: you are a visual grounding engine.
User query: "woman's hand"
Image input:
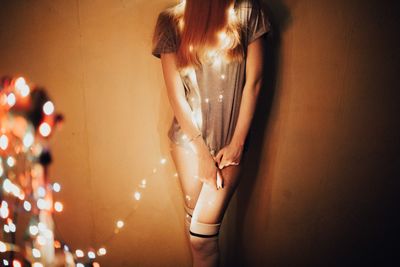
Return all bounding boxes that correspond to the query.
[197,149,219,189]
[214,141,244,169]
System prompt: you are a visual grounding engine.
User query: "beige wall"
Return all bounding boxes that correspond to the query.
[0,0,398,266]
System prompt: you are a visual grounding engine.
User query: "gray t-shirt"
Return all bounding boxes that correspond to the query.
[152,0,271,155]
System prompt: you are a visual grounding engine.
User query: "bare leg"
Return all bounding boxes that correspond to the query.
[190,164,242,267]
[170,143,203,244]
[170,142,242,267]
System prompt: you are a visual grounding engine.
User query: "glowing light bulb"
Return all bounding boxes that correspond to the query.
[220,74,226,80]
[33,263,43,267]
[77,264,84,267]
[6,156,15,167]
[32,248,41,258]
[52,182,61,192]
[54,240,61,249]
[8,222,16,232]
[218,94,224,102]
[93,262,100,267]
[139,179,147,188]
[15,77,30,97]
[23,201,31,211]
[116,220,124,228]
[39,122,51,137]
[3,259,8,266]
[97,247,107,256]
[23,132,34,147]
[12,260,22,267]
[0,241,6,252]
[54,201,63,212]
[38,186,46,197]
[134,191,141,201]
[0,201,9,219]
[43,101,54,115]
[4,224,10,233]
[160,158,167,164]
[7,93,16,107]
[88,251,96,259]
[189,45,193,52]
[29,225,39,235]
[0,134,8,150]
[75,249,84,258]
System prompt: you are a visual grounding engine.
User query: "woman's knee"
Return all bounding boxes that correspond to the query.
[189,235,219,256]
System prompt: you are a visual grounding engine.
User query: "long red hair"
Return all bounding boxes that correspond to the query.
[173,0,244,69]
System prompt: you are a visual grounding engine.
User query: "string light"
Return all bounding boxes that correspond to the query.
[116,220,124,229]
[0,241,6,252]
[43,100,55,115]
[54,201,63,212]
[0,134,8,150]
[32,248,41,258]
[97,247,107,256]
[75,249,84,258]
[52,182,61,192]
[133,191,141,201]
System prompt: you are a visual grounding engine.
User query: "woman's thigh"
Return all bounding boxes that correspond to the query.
[170,142,242,223]
[170,142,203,210]
[192,164,242,224]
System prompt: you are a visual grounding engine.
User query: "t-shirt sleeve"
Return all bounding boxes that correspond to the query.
[151,11,178,58]
[246,3,271,44]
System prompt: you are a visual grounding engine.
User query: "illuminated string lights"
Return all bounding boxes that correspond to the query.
[0,75,70,265]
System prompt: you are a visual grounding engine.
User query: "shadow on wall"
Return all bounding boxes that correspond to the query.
[224,1,292,266]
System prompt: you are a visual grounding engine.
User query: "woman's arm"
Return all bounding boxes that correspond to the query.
[160,52,220,188]
[215,36,265,169]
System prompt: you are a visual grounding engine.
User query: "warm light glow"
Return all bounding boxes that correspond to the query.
[139,179,147,188]
[23,200,32,211]
[38,186,46,197]
[160,158,167,164]
[6,156,15,167]
[116,220,124,228]
[0,134,8,150]
[8,222,16,232]
[220,74,226,80]
[134,191,141,201]
[39,122,51,137]
[23,132,34,147]
[88,251,96,259]
[0,201,9,219]
[29,225,39,235]
[4,224,10,233]
[43,100,55,115]
[52,182,61,192]
[97,247,107,256]
[0,241,6,252]
[33,263,44,267]
[77,263,84,267]
[54,201,63,212]
[75,249,84,258]
[7,93,16,107]
[12,260,22,267]
[93,262,100,267]
[54,240,61,249]
[32,248,41,258]
[15,77,26,89]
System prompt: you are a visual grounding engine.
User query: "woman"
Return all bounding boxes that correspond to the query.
[152,0,270,266]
